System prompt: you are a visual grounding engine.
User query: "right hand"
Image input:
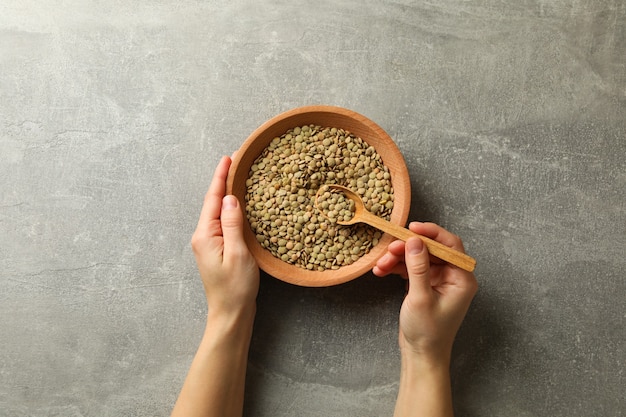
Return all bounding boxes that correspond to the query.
[373,222,478,360]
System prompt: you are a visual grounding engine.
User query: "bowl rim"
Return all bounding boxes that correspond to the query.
[226,105,411,287]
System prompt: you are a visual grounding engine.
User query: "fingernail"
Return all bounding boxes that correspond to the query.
[222,195,238,210]
[407,238,424,255]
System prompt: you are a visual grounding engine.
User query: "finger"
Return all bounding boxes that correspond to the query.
[409,222,466,252]
[196,156,232,236]
[373,263,408,279]
[372,265,385,277]
[220,195,247,259]
[386,239,406,256]
[375,251,405,273]
[404,237,432,296]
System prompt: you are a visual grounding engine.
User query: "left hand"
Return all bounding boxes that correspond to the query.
[190,155,259,316]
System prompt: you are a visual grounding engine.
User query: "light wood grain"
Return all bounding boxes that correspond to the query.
[357,211,476,272]
[321,185,476,272]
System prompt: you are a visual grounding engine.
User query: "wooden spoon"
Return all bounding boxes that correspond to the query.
[316,185,476,272]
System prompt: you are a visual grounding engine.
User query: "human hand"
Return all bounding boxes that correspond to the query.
[373,222,477,362]
[171,156,259,417]
[191,155,259,317]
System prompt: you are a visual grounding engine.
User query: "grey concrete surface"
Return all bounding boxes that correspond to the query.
[1,1,624,416]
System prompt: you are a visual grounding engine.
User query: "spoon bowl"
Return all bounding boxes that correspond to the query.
[316,185,477,272]
[315,185,365,226]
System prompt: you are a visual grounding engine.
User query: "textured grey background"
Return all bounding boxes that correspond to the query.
[1,1,624,416]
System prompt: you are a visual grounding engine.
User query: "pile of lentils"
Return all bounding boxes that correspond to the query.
[315,185,357,225]
[245,125,394,271]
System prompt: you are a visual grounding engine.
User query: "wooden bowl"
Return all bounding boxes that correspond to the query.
[227,105,411,287]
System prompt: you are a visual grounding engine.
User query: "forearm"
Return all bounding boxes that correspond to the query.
[394,351,453,417]
[171,306,255,417]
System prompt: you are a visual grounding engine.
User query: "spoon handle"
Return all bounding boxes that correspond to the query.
[362,212,476,272]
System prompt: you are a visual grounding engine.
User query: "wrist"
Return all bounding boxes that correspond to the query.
[400,345,451,371]
[206,303,256,343]
[395,346,454,417]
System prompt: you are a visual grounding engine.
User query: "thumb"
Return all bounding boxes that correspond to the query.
[405,238,432,295]
[220,195,246,250]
